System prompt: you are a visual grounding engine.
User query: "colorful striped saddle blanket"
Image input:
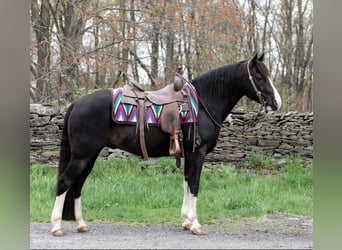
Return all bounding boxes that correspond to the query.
[111,82,198,159]
[112,82,198,126]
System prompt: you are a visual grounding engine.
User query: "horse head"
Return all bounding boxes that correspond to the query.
[244,53,282,113]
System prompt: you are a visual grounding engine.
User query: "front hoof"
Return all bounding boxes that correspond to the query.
[51,228,66,236]
[77,225,89,233]
[182,221,192,231]
[190,225,203,235]
[182,218,192,230]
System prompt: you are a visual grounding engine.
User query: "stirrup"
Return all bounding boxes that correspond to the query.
[169,134,181,156]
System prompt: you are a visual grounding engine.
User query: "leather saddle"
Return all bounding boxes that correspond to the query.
[120,77,190,161]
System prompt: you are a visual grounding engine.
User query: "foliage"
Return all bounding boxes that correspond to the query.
[30,157,312,225]
[30,0,313,111]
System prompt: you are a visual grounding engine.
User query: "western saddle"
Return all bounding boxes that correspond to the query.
[120,74,192,163]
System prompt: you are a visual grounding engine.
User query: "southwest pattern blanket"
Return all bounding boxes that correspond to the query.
[112,83,198,125]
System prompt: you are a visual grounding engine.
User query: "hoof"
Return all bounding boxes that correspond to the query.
[182,222,192,231]
[183,224,192,231]
[51,228,66,236]
[190,225,203,235]
[77,225,89,233]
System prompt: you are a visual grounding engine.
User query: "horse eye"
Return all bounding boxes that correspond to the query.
[255,74,263,80]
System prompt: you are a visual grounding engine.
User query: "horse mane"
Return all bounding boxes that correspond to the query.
[191,60,269,88]
[191,59,270,97]
[191,62,243,101]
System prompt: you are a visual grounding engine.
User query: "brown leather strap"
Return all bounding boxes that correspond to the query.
[138,99,148,161]
[246,60,265,107]
[169,132,181,156]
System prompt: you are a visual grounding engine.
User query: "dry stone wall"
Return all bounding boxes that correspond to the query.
[30,104,67,165]
[205,111,313,167]
[30,104,313,167]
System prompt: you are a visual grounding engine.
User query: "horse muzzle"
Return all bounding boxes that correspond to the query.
[265,98,280,113]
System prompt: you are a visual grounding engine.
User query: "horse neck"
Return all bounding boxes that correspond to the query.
[192,64,245,124]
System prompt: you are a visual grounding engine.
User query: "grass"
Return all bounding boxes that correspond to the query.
[30,155,312,225]
[245,150,275,170]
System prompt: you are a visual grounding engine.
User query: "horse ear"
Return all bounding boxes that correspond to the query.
[252,53,258,62]
[258,53,264,62]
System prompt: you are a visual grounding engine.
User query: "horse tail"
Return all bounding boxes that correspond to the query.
[56,103,76,221]
[57,103,74,178]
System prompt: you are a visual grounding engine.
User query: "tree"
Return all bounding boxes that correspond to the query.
[30,0,313,111]
[55,0,90,102]
[31,0,51,102]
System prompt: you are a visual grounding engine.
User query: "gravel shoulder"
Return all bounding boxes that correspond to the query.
[30,215,313,249]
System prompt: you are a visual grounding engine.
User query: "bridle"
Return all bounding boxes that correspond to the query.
[175,62,269,129]
[246,60,266,110]
[244,60,272,127]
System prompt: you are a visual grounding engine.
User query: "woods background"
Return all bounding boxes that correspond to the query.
[30,0,313,112]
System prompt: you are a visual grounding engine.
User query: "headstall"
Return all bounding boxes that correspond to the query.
[246,60,266,110]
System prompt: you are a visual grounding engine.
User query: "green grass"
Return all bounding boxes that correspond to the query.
[30,155,312,225]
[245,150,275,170]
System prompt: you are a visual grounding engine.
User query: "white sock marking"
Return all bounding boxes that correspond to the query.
[51,191,67,232]
[75,197,87,229]
[181,180,190,220]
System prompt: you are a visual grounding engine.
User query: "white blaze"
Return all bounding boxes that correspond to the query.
[269,78,282,109]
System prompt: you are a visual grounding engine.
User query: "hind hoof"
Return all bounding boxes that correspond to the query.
[77,225,89,233]
[52,228,66,236]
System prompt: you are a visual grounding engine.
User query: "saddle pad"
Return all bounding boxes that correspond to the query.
[112,83,198,125]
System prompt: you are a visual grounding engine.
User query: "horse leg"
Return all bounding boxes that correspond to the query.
[51,157,91,236]
[73,155,98,233]
[188,192,201,234]
[181,179,191,230]
[74,197,88,232]
[181,155,191,230]
[184,150,205,234]
[51,191,68,236]
[51,189,90,235]
[181,180,201,234]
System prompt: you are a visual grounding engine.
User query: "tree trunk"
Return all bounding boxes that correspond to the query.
[283,0,294,88]
[59,0,89,102]
[165,31,175,84]
[294,0,304,93]
[119,0,129,78]
[31,0,51,102]
[164,1,175,85]
[151,21,160,87]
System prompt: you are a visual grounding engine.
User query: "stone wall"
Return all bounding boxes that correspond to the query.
[30,104,66,165]
[30,104,313,167]
[205,111,313,167]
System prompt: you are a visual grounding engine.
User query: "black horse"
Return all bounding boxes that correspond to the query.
[50,53,281,236]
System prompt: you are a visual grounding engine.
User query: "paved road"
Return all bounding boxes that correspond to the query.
[30,215,312,249]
